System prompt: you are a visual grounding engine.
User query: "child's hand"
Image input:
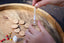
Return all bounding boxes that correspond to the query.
[32,0,64,8]
[24,21,56,43]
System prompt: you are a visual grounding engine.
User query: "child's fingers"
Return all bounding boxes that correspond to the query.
[32,0,36,6]
[32,0,40,6]
[35,0,49,8]
[38,20,47,33]
[29,25,38,35]
[25,30,33,38]
[25,36,30,41]
[32,0,37,6]
[23,40,27,43]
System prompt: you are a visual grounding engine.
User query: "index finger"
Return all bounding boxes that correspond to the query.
[23,40,27,43]
[32,0,39,6]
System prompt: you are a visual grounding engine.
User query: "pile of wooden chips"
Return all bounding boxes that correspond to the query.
[1,10,31,37]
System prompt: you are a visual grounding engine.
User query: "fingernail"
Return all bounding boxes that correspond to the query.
[32,3,34,6]
[35,3,38,8]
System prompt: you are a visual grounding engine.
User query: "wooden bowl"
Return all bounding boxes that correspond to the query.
[0,3,63,43]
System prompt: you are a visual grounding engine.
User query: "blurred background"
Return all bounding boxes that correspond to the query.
[0,0,64,31]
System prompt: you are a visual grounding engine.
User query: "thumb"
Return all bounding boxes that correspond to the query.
[35,0,49,8]
[32,0,37,6]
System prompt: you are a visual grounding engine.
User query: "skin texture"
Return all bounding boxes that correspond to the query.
[32,0,64,8]
[24,21,56,43]
[24,0,64,43]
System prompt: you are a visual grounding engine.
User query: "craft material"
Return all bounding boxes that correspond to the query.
[13,35,17,43]
[11,24,18,29]
[24,23,29,28]
[14,28,20,33]
[19,31,25,36]
[6,35,8,37]
[2,39,5,41]
[13,19,19,24]
[3,11,19,24]
[7,38,9,40]
[33,6,36,24]
[9,32,12,34]
[8,32,12,37]
[19,20,25,25]
[10,38,12,41]
[0,40,3,42]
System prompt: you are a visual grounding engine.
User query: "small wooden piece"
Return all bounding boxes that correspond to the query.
[11,24,18,29]
[19,20,25,25]
[19,31,25,36]
[12,19,19,24]
[14,28,20,33]
[33,6,36,24]
[24,23,29,28]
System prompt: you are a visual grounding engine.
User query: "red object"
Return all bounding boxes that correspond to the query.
[6,35,8,37]
[0,40,3,42]
[7,38,9,40]
[2,39,5,41]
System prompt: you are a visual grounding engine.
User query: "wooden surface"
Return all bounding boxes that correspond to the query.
[0,3,63,43]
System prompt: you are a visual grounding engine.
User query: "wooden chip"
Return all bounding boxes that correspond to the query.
[14,28,20,33]
[11,24,18,29]
[24,23,29,28]
[13,19,19,24]
[19,31,25,36]
[19,20,25,25]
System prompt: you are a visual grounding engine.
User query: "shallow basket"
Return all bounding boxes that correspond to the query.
[0,3,63,43]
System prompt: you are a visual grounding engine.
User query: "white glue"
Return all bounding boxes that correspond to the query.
[33,6,36,24]
[13,35,17,43]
